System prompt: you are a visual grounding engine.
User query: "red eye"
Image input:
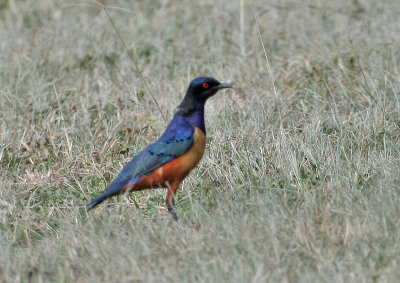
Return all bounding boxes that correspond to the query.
[202,83,209,89]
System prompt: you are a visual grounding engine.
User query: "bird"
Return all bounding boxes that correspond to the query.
[86,77,231,220]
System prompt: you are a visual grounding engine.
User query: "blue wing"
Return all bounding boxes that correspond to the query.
[115,121,194,183]
[86,115,194,210]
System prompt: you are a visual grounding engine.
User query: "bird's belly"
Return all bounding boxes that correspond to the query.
[132,127,206,189]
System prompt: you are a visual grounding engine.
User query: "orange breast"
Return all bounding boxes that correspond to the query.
[160,127,206,182]
[126,127,206,191]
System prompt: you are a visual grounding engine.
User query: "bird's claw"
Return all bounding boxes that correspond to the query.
[167,205,179,221]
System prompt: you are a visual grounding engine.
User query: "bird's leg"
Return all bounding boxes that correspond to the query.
[167,205,178,221]
[166,181,180,221]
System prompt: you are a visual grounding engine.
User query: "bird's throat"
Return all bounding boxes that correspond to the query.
[176,93,207,134]
[184,107,206,134]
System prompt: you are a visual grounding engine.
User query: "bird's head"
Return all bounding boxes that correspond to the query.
[178,77,231,115]
[188,77,231,101]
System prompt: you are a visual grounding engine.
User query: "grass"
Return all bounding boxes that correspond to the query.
[1,0,400,281]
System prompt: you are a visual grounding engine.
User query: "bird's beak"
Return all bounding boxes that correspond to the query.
[216,83,232,90]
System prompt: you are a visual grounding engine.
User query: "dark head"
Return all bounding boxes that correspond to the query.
[177,77,231,115]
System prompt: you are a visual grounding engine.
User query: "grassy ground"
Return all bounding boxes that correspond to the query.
[1,0,400,281]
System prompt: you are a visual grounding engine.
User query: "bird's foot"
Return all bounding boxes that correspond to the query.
[167,205,179,221]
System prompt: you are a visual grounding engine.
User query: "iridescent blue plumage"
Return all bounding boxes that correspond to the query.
[86,77,231,218]
[112,115,194,182]
[86,115,195,210]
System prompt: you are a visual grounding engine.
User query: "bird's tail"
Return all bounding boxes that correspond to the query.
[86,178,129,211]
[86,190,115,211]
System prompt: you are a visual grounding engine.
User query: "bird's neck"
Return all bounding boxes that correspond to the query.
[176,93,207,134]
[183,105,206,134]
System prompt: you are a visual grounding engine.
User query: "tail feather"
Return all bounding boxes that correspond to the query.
[86,178,129,211]
[86,190,115,211]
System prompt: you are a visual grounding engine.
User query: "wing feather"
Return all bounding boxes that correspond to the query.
[105,116,195,193]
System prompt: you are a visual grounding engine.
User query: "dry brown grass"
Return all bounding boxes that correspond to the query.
[1,0,400,282]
